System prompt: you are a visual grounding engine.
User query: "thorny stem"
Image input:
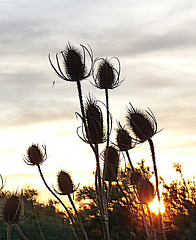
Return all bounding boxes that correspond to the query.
[105,88,110,147]
[94,145,110,240]
[15,224,29,240]
[125,150,135,172]
[148,138,167,240]
[76,80,96,155]
[37,165,81,240]
[68,194,89,240]
[7,224,11,240]
[134,187,150,239]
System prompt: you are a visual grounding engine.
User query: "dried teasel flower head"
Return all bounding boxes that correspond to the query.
[137,179,155,204]
[130,171,143,186]
[126,103,158,143]
[23,144,47,166]
[116,123,135,151]
[103,146,120,182]
[56,171,75,195]
[84,95,106,144]
[93,57,122,89]
[49,42,93,82]
[1,193,25,225]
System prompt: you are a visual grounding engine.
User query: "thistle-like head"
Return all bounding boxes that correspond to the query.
[49,43,93,82]
[137,179,155,204]
[93,57,122,89]
[126,103,158,143]
[56,171,76,195]
[23,144,47,166]
[84,95,106,145]
[1,193,25,225]
[103,146,120,182]
[116,123,135,151]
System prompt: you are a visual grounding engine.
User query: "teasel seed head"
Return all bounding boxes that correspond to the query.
[137,179,155,204]
[57,171,74,195]
[1,194,25,225]
[130,171,143,186]
[126,103,158,143]
[93,57,122,89]
[116,123,134,151]
[104,146,120,182]
[49,43,93,82]
[24,143,47,166]
[84,95,106,144]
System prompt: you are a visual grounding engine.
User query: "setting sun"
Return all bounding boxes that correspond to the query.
[149,197,165,214]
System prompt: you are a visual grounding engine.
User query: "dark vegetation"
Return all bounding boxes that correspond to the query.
[0,162,196,239]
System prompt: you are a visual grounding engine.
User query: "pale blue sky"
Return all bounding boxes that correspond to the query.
[0,0,196,201]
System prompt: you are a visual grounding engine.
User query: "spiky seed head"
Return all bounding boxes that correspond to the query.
[93,57,121,89]
[137,179,155,204]
[2,195,25,224]
[96,59,115,89]
[63,44,86,81]
[104,146,119,182]
[130,171,142,185]
[85,97,105,144]
[127,104,157,142]
[116,127,133,151]
[25,144,46,166]
[57,171,74,195]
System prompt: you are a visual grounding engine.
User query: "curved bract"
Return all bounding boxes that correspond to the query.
[49,43,93,82]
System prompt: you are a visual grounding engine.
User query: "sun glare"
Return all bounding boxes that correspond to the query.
[149,197,165,214]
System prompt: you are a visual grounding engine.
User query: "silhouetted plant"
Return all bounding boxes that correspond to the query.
[23,144,82,240]
[0,192,28,240]
[20,42,172,240]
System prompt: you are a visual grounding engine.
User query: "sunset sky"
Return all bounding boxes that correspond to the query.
[0,0,196,202]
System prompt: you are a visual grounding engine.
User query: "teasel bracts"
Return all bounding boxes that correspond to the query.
[1,194,25,225]
[57,171,74,195]
[137,179,155,204]
[93,58,122,89]
[49,42,93,82]
[104,146,120,182]
[84,95,106,144]
[23,144,47,166]
[126,103,158,143]
[116,123,134,151]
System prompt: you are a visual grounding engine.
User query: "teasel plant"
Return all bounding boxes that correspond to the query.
[53,170,89,240]
[126,103,167,240]
[116,122,136,172]
[115,125,153,239]
[48,43,94,147]
[0,191,28,240]
[76,94,112,240]
[23,143,82,240]
[130,172,157,240]
[92,57,122,147]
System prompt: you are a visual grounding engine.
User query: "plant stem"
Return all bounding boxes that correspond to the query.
[15,225,29,240]
[105,88,110,147]
[68,194,89,240]
[7,224,11,240]
[125,150,135,172]
[37,164,81,240]
[148,138,167,240]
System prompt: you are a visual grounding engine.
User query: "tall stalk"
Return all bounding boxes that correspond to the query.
[68,194,89,240]
[37,165,81,240]
[148,138,167,240]
[105,88,110,147]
